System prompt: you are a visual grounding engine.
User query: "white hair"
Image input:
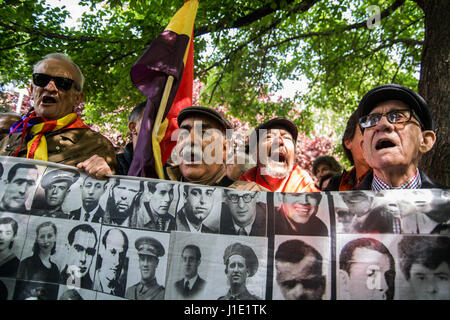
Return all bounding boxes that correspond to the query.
[33,53,85,91]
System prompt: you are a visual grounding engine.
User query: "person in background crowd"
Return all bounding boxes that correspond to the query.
[325,109,371,191]
[0,53,117,176]
[311,155,342,188]
[236,117,318,193]
[355,84,445,190]
[116,101,146,175]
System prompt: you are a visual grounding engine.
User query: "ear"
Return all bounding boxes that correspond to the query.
[74,91,84,107]
[419,130,436,154]
[344,138,352,150]
[128,121,137,136]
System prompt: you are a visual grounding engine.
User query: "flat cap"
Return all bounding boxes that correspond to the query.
[358,84,434,131]
[223,242,258,277]
[177,106,233,131]
[135,236,165,257]
[41,169,80,189]
[254,117,298,144]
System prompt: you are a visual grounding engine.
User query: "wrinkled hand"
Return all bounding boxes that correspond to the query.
[77,155,113,180]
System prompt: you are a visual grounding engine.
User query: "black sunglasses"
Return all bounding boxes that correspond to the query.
[32,73,78,91]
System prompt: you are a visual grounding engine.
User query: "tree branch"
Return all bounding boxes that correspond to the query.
[194,0,319,36]
[0,37,39,51]
[261,0,406,50]
[200,0,318,75]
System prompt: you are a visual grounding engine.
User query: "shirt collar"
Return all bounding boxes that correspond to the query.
[372,169,422,190]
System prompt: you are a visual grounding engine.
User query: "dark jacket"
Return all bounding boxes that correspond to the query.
[174,276,206,298]
[219,202,267,236]
[176,208,216,233]
[69,206,104,223]
[116,143,133,175]
[355,170,446,190]
[275,208,328,236]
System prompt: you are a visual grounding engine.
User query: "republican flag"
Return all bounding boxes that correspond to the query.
[128,0,199,178]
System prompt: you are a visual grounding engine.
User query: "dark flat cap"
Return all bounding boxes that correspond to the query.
[41,169,80,189]
[223,242,258,277]
[358,84,434,131]
[254,117,298,143]
[135,236,165,257]
[177,106,233,131]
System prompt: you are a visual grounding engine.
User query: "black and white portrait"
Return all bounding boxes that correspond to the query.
[13,280,59,300]
[272,235,330,300]
[68,175,109,223]
[59,222,101,290]
[103,178,144,227]
[0,214,28,278]
[57,285,96,300]
[124,230,170,300]
[332,190,397,234]
[0,160,42,214]
[131,180,178,231]
[176,184,221,233]
[274,192,329,236]
[93,226,129,297]
[337,234,396,300]
[165,232,267,300]
[219,189,267,236]
[31,167,80,219]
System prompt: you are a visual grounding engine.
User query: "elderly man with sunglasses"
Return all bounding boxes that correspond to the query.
[0,53,117,174]
[355,84,445,190]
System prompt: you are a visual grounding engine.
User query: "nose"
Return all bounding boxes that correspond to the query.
[238,197,245,208]
[79,250,87,264]
[44,79,58,91]
[87,186,95,195]
[424,279,438,295]
[291,283,306,300]
[374,114,394,132]
[18,182,28,195]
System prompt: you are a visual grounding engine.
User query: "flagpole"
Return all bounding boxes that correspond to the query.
[152,75,174,179]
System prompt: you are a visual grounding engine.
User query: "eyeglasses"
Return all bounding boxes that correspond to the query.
[32,73,78,91]
[359,109,423,130]
[227,193,256,203]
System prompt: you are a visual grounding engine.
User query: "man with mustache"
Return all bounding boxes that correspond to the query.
[168,106,235,187]
[176,185,217,233]
[275,192,328,236]
[59,224,98,290]
[0,163,39,214]
[218,242,260,300]
[355,84,446,190]
[0,53,117,175]
[236,117,319,192]
[69,175,108,223]
[93,228,128,297]
[33,168,80,219]
[125,236,166,300]
[103,178,144,227]
[131,181,175,231]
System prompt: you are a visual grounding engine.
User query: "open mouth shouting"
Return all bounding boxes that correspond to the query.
[41,95,58,105]
[374,138,397,151]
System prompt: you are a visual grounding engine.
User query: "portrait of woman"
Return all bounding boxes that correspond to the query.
[17,221,60,283]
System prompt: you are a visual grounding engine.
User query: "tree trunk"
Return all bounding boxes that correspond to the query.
[415,0,450,186]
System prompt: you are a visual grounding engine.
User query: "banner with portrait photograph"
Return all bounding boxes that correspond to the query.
[0,156,448,300]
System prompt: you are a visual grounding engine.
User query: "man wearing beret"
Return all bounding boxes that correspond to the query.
[356,84,445,190]
[125,236,165,300]
[168,106,235,187]
[218,242,261,300]
[32,168,80,219]
[235,117,319,193]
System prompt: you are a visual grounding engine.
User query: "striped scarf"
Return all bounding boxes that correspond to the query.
[9,111,89,161]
